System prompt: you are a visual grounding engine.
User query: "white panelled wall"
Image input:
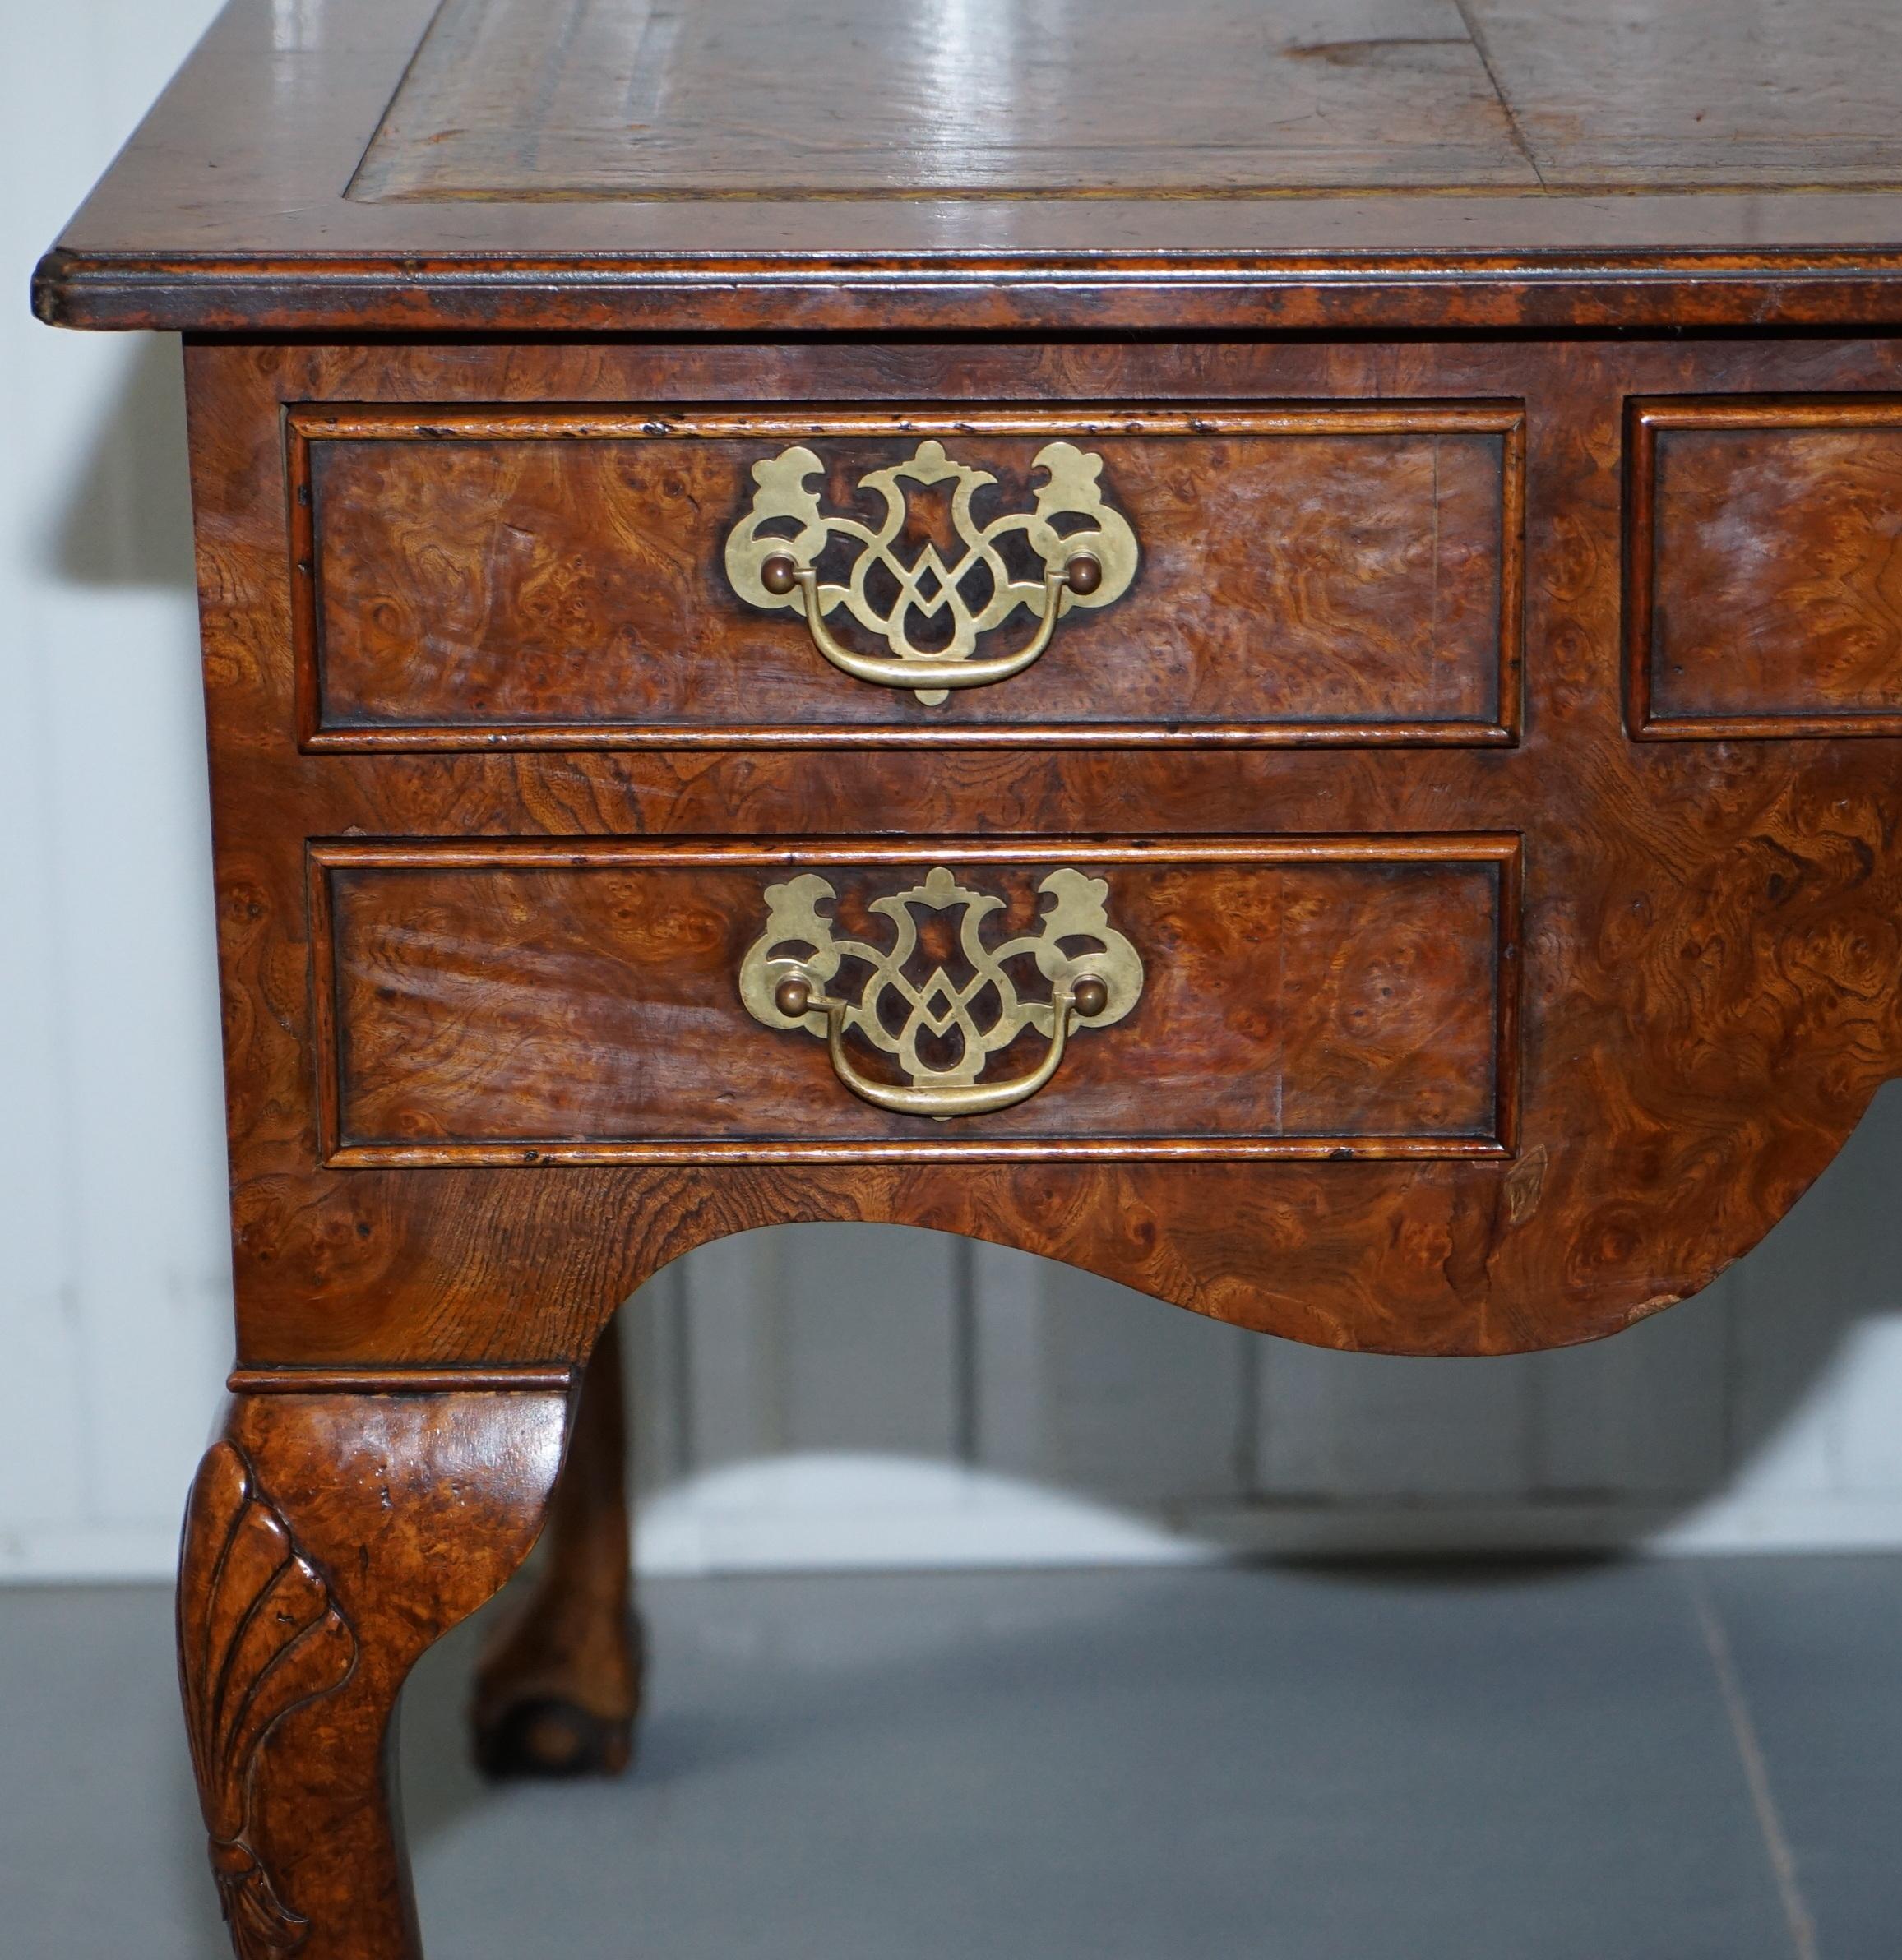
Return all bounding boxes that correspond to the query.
[8,0,1902,1582]
[623,1094,1902,1571]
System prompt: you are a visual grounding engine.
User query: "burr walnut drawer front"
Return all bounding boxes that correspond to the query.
[289,404,1525,750]
[308,836,1520,1165]
[1627,395,1902,738]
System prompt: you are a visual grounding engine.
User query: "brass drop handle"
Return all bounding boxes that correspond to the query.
[724,438,1141,705]
[738,865,1144,1121]
[772,970,1112,1120]
[758,552,1104,698]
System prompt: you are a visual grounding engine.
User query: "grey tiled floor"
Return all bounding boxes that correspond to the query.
[0,1558,1894,1958]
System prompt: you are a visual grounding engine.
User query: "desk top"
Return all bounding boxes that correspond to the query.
[35,0,1902,334]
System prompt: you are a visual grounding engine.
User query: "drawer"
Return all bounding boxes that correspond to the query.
[289,404,1524,750]
[308,836,1520,1164]
[1629,396,1902,737]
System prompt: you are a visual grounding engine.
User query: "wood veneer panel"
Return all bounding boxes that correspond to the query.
[311,839,1517,1163]
[183,335,1902,1365]
[1629,398,1902,737]
[294,406,1520,750]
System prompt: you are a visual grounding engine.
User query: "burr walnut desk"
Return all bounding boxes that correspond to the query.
[35,0,1902,1952]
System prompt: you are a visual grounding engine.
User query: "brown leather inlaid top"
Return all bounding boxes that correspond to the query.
[32,0,1902,334]
[353,0,1902,202]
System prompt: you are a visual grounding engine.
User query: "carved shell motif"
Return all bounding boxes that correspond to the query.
[178,1442,357,1958]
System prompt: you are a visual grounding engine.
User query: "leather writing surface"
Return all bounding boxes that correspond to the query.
[352,0,1902,201]
[39,0,1902,333]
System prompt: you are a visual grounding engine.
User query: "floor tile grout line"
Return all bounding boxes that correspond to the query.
[1687,1569,1821,1960]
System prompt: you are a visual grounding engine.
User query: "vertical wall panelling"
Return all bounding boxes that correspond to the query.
[674,1230,790,1467]
[2,0,230,1578]
[1530,1289,1733,1501]
[1255,1346,1542,1502]
[624,1258,692,1493]
[1034,1264,1254,1508]
[970,1242,1050,1479]
[777,1224,962,1460]
[1724,1085,1902,1520]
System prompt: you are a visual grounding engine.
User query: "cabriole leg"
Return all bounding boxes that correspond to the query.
[178,1387,567,1960]
[471,1317,642,1777]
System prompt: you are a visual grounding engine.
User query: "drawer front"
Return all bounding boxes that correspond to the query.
[310,837,1520,1164]
[1629,397,1902,737]
[291,405,1523,749]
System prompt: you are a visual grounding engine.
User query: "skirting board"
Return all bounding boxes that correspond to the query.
[9,1459,1902,1582]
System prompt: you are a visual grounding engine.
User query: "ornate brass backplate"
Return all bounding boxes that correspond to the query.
[738,865,1144,1117]
[724,439,1140,703]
